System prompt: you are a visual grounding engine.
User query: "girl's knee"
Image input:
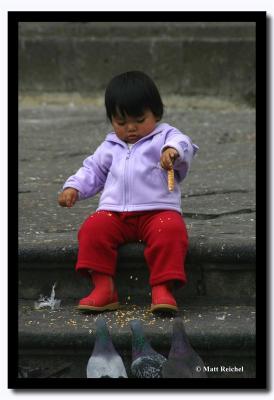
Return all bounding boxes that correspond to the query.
[163,216,187,236]
[78,211,123,245]
[78,213,105,240]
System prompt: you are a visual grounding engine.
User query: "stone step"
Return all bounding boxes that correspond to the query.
[19,22,255,103]
[18,242,255,306]
[17,301,256,380]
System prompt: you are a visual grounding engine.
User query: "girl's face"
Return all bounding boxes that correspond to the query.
[111,110,159,144]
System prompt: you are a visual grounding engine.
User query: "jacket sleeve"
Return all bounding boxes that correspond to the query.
[161,129,199,182]
[62,142,111,200]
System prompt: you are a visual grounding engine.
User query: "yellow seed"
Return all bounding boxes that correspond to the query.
[167,168,174,191]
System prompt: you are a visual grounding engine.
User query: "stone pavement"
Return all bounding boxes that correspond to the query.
[19,301,255,379]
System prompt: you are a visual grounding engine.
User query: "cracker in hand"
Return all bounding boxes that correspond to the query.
[168,168,175,191]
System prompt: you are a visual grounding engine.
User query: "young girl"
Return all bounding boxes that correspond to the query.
[58,71,198,313]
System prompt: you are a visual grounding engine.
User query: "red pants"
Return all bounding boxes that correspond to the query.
[76,210,189,287]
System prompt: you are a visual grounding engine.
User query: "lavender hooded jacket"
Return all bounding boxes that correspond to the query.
[63,123,198,213]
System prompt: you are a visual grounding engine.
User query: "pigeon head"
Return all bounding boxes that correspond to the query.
[93,317,116,355]
[169,317,192,357]
[130,319,156,359]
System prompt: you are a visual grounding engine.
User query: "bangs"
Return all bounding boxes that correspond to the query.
[105,71,164,121]
[109,88,149,119]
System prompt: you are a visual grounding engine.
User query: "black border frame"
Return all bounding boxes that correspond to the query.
[9,10,267,390]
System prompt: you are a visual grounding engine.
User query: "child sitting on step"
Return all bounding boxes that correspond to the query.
[58,71,198,313]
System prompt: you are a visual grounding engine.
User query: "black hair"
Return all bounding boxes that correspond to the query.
[105,71,164,121]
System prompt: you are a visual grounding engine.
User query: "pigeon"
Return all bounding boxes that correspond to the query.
[86,317,128,378]
[162,317,207,378]
[130,319,167,378]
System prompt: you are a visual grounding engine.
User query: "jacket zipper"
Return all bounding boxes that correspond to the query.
[123,147,131,211]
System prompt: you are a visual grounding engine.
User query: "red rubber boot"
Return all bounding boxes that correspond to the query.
[150,282,178,313]
[77,272,119,312]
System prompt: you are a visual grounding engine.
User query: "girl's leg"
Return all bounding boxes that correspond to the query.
[76,211,134,311]
[139,211,189,312]
[76,211,128,276]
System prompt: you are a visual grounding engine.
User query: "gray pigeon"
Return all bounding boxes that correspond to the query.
[130,319,167,378]
[86,317,128,378]
[162,317,207,378]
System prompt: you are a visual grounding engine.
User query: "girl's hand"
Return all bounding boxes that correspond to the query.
[58,188,78,208]
[160,147,179,170]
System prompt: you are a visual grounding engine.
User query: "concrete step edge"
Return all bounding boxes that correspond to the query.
[19,240,255,265]
[19,302,255,352]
